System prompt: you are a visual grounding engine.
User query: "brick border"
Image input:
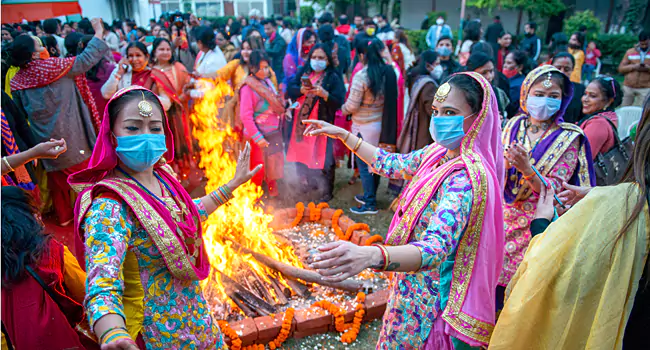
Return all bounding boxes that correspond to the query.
[223,207,389,347]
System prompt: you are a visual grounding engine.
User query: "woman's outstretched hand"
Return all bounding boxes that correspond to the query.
[309,241,382,282]
[302,120,346,139]
[228,142,262,189]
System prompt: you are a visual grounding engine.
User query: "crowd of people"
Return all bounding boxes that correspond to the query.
[1,8,649,350]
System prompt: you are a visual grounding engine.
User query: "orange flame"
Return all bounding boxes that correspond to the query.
[190,78,302,315]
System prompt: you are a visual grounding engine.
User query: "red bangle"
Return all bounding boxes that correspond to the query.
[371,244,388,271]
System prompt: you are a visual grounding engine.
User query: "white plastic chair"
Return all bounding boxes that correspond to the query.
[594,58,602,78]
[615,106,643,139]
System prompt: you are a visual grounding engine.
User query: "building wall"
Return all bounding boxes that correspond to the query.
[78,0,117,23]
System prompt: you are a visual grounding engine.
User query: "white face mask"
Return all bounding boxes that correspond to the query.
[436,18,444,25]
[431,65,443,80]
[526,96,562,121]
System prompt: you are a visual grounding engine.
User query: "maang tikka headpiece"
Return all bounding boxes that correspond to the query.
[434,82,452,103]
[542,72,553,89]
[138,91,154,118]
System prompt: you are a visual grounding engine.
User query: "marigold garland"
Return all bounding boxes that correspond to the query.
[308,202,317,221]
[331,209,344,239]
[341,292,366,344]
[343,223,370,241]
[268,307,295,349]
[290,202,305,227]
[363,234,384,246]
[217,320,242,350]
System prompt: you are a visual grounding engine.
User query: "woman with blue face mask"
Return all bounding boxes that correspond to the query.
[67,86,260,349]
[286,43,346,202]
[499,65,595,309]
[302,72,505,349]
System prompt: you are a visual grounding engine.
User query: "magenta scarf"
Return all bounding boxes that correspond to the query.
[387,72,505,347]
[68,86,210,281]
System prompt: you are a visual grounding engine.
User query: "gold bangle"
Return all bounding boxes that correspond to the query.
[2,157,14,172]
[341,131,351,144]
[353,137,363,152]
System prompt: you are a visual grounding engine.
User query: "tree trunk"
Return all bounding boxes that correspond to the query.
[516,7,523,36]
[605,0,615,32]
[387,0,396,22]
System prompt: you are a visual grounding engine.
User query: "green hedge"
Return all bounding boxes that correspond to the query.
[405,29,459,55]
[593,33,637,66]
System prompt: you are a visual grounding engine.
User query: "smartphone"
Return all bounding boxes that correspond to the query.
[145,36,156,43]
[301,75,312,88]
[121,63,129,72]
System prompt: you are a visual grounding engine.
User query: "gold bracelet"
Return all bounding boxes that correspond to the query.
[2,157,14,172]
[341,131,351,144]
[353,137,363,152]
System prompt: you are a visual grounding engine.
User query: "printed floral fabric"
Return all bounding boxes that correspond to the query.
[499,137,580,286]
[372,147,473,349]
[83,197,225,349]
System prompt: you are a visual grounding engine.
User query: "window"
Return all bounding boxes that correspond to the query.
[235,0,264,16]
[195,0,223,17]
[160,0,182,13]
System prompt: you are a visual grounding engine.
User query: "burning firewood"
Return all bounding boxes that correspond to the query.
[228,240,363,293]
[218,271,277,316]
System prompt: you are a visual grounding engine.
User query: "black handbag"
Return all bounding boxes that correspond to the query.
[591,116,634,186]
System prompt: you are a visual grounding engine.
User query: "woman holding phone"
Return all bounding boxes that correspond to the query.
[286,43,346,202]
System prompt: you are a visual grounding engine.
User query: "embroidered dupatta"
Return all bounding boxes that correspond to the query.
[503,66,595,204]
[68,86,210,281]
[386,72,505,346]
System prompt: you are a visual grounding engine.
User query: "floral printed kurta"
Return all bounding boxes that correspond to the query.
[499,130,580,286]
[371,147,473,349]
[83,196,226,349]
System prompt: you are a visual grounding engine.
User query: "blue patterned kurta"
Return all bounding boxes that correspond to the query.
[83,197,226,349]
[371,146,473,349]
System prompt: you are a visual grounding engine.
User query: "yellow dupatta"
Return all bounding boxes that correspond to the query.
[489,183,650,350]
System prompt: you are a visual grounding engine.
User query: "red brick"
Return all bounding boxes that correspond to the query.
[320,208,335,221]
[351,230,369,245]
[229,317,258,346]
[294,307,333,331]
[338,216,353,235]
[254,314,284,343]
[358,233,374,246]
[293,324,330,339]
[364,289,390,321]
[285,207,297,220]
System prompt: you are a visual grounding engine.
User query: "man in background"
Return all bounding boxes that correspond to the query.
[521,21,542,63]
[485,15,504,57]
[42,18,66,56]
[426,16,452,49]
[319,12,351,75]
[263,19,287,83]
[619,30,650,106]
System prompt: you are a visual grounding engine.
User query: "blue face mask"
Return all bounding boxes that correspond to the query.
[429,114,470,150]
[436,46,452,57]
[310,59,327,72]
[115,134,167,172]
[526,96,562,121]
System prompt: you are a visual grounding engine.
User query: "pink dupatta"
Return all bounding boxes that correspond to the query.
[68,86,210,281]
[386,72,505,347]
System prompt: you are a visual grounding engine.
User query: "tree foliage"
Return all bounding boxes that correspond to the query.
[564,10,602,40]
[469,0,566,18]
